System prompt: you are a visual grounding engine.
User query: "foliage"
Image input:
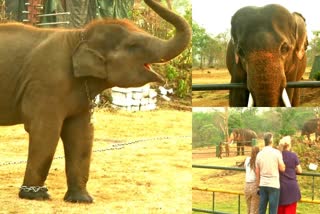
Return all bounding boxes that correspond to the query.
[132,0,191,99]
[0,0,6,22]
[193,111,225,148]
[307,32,320,67]
[193,108,318,148]
[192,20,229,69]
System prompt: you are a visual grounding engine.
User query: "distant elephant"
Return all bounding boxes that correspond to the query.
[227,4,308,107]
[229,128,257,155]
[301,118,320,141]
[0,0,191,203]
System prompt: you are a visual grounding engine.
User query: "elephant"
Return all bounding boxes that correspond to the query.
[227,4,308,107]
[0,0,191,203]
[228,128,257,155]
[301,118,320,141]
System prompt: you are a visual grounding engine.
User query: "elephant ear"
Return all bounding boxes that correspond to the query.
[72,42,107,79]
[293,12,308,60]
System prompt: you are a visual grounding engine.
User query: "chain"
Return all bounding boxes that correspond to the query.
[20,186,48,193]
[0,136,191,167]
[84,80,96,116]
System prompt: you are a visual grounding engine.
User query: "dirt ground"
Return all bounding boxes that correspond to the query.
[192,68,320,107]
[0,109,191,213]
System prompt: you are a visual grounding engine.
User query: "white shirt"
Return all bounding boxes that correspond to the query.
[255,146,284,189]
[245,157,256,182]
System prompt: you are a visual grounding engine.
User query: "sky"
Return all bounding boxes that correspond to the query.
[192,0,320,39]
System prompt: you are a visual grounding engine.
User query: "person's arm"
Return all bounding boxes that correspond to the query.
[255,165,260,186]
[278,158,286,172]
[296,164,302,174]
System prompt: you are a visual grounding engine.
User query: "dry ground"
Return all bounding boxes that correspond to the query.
[0,109,191,213]
[192,67,320,107]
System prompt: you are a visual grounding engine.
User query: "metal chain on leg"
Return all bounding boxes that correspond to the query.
[84,80,96,122]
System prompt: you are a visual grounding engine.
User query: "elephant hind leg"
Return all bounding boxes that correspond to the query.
[61,112,93,203]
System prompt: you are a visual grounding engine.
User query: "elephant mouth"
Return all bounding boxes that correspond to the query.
[143,63,165,83]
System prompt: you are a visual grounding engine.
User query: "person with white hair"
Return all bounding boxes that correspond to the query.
[278,136,302,214]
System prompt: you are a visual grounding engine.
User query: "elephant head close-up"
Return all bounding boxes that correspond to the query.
[0,0,191,203]
[227,4,308,107]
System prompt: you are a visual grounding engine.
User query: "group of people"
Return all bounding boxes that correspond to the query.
[244,133,302,214]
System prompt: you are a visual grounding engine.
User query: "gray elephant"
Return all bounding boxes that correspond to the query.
[0,0,191,203]
[227,4,308,107]
[301,118,320,141]
[229,128,257,155]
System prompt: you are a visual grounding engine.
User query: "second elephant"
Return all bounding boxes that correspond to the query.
[301,118,320,141]
[227,4,308,107]
[229,128,257,155]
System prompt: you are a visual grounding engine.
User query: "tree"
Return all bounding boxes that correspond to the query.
[192,20,229,69]
[307,32,320,68]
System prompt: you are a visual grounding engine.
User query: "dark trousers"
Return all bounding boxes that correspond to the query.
[259,186,280,214]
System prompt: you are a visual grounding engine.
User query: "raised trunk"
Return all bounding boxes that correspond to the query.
[247,51,286,107]
[144,0,191,62]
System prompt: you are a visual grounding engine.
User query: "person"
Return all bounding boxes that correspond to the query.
[255,132,285,214]
[277,136,302,214]
[244,146,260,214]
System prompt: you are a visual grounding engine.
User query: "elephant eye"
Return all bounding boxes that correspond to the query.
[127,44,140,52]
[280,43,290,55]
[237,46,245,57]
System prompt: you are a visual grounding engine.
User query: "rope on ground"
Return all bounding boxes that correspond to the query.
[0,135,191,167]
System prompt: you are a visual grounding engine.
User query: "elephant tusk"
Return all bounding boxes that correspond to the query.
[282,88,292,107]
[247,93,254,107]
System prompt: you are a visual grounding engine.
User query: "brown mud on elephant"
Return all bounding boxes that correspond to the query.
[0,0,191,203]
[227,4,308,107]
[301,118,320,142]
[228,128,257,155]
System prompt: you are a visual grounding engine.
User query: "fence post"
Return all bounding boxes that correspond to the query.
[212,192,215,212]
[238,194,241,214]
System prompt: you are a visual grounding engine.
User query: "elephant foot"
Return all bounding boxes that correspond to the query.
[19,186,50,200]
[64,190,93,203]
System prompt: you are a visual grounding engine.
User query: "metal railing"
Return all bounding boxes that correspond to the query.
[192,165,320,213]
[192,81,320,91]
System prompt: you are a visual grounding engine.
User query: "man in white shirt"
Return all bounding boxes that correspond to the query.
[255,132,286,214]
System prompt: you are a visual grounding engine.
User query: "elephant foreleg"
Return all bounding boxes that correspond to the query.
[291,88,300,107]
[20,118,62,200]
[60,112,93,203]
[236,142,240,156]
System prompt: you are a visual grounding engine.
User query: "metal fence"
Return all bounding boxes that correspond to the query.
[192,165,320,214]
[192,81,320,91]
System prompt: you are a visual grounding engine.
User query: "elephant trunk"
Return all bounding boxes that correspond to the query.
[247,51,286,107]
[144,0,191,62]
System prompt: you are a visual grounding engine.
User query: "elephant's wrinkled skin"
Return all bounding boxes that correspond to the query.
[301,118,320,141]
[0,0,191,203]
[228,128,257,155]
[227,4,308,107]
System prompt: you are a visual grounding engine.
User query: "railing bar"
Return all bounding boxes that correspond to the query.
[192,208,214,213]
[192,164,320,176]
[192,81,320,91]
[37,12,71,17]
